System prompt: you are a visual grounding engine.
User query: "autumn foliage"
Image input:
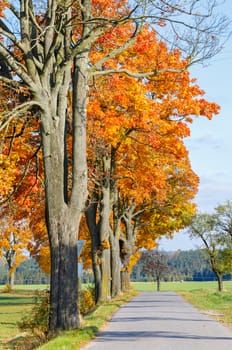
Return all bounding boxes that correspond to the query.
[0,2,8,18]
[0,1,220,294]
[0,202,31,288]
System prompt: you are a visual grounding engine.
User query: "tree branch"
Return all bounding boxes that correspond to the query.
[91,66,187,78]
[0,101,41,132]
[0,44,38,91]
[89,21,142,73]
[0,19,27,54]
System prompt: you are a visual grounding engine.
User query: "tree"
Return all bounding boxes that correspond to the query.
[140,250,168,291]
[132,249,217,282]
[0,0,229,332]
[187,205,232,292]
[0,203,31,289]
[214,201,232,244]
[86,23,220,301]
[212,201,232,274]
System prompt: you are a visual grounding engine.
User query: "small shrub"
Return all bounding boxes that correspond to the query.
[18,286,95,339]
[79,286,95,315]
[18,290,50,338]
[2,283,12,293]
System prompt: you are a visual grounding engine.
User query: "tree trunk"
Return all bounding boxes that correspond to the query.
[85,200,102,304]
[8,270,15,290]
[92,253,102,304]
[88,222,110,304]
[101,248,111,300]
[216,272,223,292]
[6,249,16,290]
[86,154,112,303]
[85,185,110,304]
[121,270,131,292]
[45,163,85,332]
[40,88,86,330]
[110,232,121,297]
[41,119,79,330]
[120,205,138,293]
[156,275,161,291]
[48,213,79,330]
[210,255,223,292]
[98,155,111,301]
[87,221,111,304]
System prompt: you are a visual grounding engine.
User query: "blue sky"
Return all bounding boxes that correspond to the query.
[160,1,232,251]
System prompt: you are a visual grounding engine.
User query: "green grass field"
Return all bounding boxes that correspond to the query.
[0,286,136,350]
[1,281,232,349]
[131,280,232,292]
[10,285,50,291]
[0,289,35,348]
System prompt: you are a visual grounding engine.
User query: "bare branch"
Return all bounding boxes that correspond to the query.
[0,43,38,91]
[89,22,142,73]
[91,65,187,78]
[0,101,41,132]
[0,19,27,54]
[0,77,20,92]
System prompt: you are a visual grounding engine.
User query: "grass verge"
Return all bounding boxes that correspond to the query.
[0,289,35,345]
[37,291,137,350]
[0,289,137,350]
[179,289,232,330]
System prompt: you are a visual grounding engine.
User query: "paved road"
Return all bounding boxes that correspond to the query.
[81,292,232,350]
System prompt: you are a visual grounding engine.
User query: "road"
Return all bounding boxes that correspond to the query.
[81,291,232,350]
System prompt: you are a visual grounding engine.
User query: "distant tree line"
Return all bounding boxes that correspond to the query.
[132,249,232,282]
[1,247,231,286]
[0,259,49,285]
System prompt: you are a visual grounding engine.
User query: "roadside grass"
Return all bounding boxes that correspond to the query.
[0,287,137,350]
[33,291,137,350]
[178,289,232,329]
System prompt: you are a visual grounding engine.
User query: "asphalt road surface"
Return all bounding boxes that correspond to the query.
[81,291,232,350]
